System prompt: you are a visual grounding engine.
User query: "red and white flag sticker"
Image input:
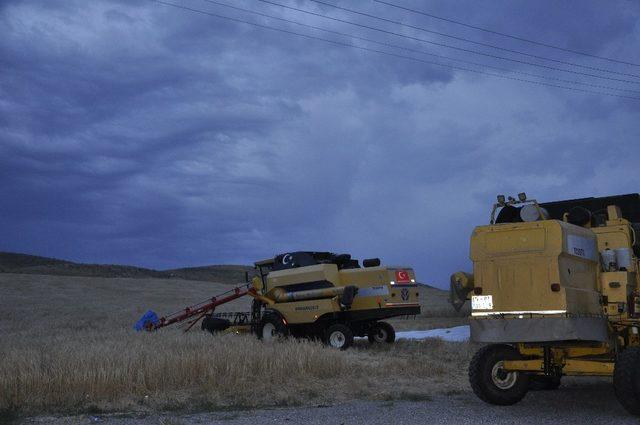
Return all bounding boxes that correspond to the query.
[395,270,411,283]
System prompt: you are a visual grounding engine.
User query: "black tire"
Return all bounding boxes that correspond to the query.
[324,324,354,350]
[256,315,288,342]
[201,316,231,334]
[469,344,530,406]
[367,321,396,344]
[529,375,561,391]
[613,346,640,416]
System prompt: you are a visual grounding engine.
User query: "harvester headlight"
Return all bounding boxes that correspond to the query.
[390,281,396,285]
[518,192,527,202]
[410,279,415,283]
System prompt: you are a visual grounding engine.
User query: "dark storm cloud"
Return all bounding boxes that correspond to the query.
[1,0,639,286]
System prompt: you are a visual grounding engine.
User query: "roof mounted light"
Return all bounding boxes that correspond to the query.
[497,195,506,205]
[518,192,527,202]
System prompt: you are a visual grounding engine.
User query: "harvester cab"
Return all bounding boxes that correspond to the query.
[141,251,421,350]
[451,192,640,415]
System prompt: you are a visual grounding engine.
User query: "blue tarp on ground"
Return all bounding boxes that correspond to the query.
[134,310,159,331]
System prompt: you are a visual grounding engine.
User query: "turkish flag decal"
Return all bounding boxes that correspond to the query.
[395,270,411,283]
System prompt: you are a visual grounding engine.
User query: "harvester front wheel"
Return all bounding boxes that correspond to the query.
[325,324,354,350]
[469,344,529,406]
[257,316,288,342]
[613,346,640,416]
[368,322,396,344]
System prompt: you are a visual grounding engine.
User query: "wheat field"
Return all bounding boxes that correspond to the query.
[0,273,472,416]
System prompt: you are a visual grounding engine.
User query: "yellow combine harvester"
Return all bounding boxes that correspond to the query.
[150,251,420,350]
[248,252,420,349]
[451,193,640,415]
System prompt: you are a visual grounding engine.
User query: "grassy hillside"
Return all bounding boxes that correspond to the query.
[0,252,253,284]
[164,264,255,285]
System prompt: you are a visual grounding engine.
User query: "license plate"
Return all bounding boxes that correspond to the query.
[472,295,493,310]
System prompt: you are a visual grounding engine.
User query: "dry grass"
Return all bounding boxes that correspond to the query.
[0,273,473,416]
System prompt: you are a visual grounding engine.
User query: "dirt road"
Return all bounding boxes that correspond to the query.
[23,378,638,424]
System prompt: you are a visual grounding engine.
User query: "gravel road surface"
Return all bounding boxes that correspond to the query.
[22,378,639,424]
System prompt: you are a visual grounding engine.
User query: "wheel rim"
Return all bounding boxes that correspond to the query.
[329,331,345,348]
[491,361,518,390]
[262,323,276,341]
[374,328,387,342]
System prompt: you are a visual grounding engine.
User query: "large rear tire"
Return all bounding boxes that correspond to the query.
[613,346,640,416]
[367,321,396,344]
[325,324,354,350]
[469,344,530,405]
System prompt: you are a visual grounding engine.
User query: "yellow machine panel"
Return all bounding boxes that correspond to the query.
[601,271,636,317]
[267,264,340,288]
[274,298,338,324]
[260,262,420,323]
[593,225,634,252]
[470,220,601,318]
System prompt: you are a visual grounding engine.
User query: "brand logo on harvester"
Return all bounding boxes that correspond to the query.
[396,270,410,283]
[401,288,410,301]
[295,305,318,311]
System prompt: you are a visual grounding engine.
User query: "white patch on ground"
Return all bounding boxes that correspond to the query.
[396,325,470,342]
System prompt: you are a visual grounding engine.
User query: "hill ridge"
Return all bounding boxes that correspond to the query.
[0,251,253,284]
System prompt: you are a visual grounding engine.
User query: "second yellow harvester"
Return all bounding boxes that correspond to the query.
[451,193,640,415]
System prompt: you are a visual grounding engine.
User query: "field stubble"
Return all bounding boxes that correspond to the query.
[0,273,470,415]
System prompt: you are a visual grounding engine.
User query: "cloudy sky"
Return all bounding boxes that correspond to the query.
[1,0,639,288]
